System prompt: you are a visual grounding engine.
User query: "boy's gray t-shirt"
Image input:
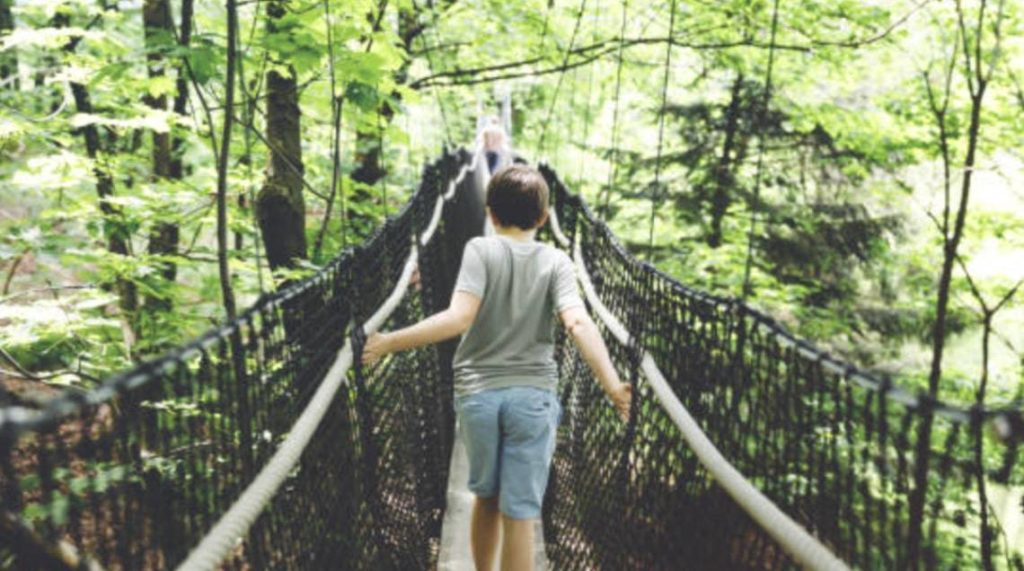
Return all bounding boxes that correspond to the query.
[452,235,584,397]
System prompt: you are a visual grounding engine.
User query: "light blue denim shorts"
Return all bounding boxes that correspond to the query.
[455,386,562,519]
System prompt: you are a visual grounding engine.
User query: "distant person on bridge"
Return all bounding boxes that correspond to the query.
[480,116,514,175]
[363,165,631,571]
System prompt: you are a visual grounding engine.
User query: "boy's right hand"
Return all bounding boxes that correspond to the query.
[609,383,632,422]
[362,332,391,366]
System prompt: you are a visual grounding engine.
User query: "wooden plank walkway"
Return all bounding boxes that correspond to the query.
[437,424,549,570]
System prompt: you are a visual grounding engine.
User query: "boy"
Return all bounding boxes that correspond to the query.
[362,165,631,571]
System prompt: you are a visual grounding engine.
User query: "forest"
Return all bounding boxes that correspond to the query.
[1,0,1023,568]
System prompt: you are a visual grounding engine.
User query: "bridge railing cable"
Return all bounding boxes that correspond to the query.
[538,162,1024,570]
[0,149,480,570]
[2,148,1021,571]
[545,181,848,571]
[178,150,481,571]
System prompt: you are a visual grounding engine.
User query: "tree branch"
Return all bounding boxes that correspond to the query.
[217,0,239,322]
[409,5,927,91]
[793,0,931,49]
[0,345,40,381]
[409,31,815,88]
[2,248,29,295]
[232,111,330,201]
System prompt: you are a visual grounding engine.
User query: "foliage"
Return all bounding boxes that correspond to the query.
[0,0,1022,562]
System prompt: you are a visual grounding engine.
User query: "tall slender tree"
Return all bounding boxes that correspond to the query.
[59,13,139,345]
[350,2,451,204]
[170,0,194,183]
[256,0,306,273]
[142,0,180,313]
[906,1,1006,566]
[0,0,16,90]
[708,72,749,248]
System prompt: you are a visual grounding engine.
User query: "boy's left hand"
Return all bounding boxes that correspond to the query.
[362,332,390,365]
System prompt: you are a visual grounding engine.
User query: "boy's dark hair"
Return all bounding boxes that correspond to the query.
[486,165,549,230]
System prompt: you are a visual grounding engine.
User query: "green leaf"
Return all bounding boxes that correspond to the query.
[50,494,70,527]
[187,42,220,85]
[145,75,176,99]
[344,81,378,112]
[20,474,41,492]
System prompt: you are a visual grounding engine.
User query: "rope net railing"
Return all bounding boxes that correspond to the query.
[538,164,1024,570]
[0,149,1022,570]
[0,149,480,570]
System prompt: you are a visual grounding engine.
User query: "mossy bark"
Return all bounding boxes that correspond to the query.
[256,0,306,272]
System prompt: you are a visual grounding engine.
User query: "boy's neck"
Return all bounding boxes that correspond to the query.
[494,225,536,242]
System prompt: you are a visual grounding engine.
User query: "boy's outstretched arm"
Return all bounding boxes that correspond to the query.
[560,306,632,421]
[362,291,481,365]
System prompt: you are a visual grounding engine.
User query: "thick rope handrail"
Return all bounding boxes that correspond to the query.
[0,149,482,440]
[176,149,481,571]
[7,148,1018,569]
[547,207,849,571]
[541,160,1023,430]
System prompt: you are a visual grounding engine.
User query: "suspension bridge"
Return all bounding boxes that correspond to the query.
[0,145,1021,570]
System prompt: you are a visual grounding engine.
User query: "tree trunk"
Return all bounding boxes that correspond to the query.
[256,0,306,272]
[170,0,192,181]
[347,4,425,236]
[142,0,179,312]
[708,73,744,248]
[976,312,994,570]
[59,13,139,326]
[69,83,139,312]
[907,10,993,562]
[351,128,387,187]
[350,2,406,189]
[0,0,16,90]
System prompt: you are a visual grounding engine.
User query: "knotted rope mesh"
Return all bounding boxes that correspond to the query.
[540,164,1023,570]
[0,150,473,570]
[0,151,1020,570]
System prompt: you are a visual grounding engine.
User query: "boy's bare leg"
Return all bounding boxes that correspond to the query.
[471,496,502,571]
[500,515,535,571]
